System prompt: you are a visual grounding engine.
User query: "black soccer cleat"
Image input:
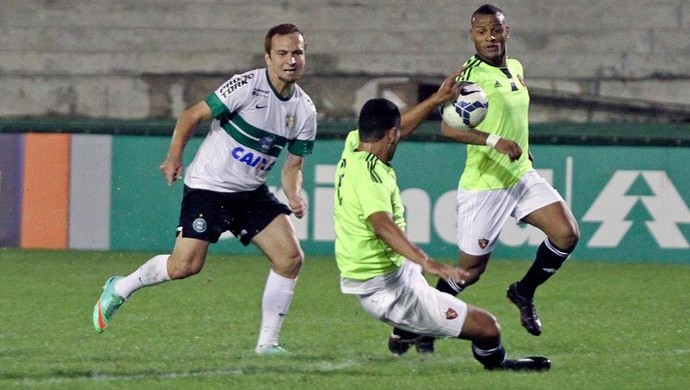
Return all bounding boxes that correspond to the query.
[492,356,551,371]
[388,333,414,356]
[414,336,435,354]
[507,282,542,336]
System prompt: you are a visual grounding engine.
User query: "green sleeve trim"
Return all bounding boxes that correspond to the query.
[204,93,230,118]
[288,139,314,156]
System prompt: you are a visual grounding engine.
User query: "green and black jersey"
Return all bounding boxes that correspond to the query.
[459,55,533,190]
[333,131,405,281]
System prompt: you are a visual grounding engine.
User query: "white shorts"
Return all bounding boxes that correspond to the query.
[356,261,468,338]
[457,169,564,256]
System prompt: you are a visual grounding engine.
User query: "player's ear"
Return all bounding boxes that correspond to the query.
[387,126,398,143]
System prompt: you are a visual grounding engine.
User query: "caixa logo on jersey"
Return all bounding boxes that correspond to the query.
[231,146,276,172]
[583,170,690,249]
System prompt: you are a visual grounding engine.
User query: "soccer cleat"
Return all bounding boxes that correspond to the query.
[255,344,289,356]
[507,282,542,336]
[93,276,125,333]
[388,333,414,356]
[414,336,436,354]
[492,356,551,371]
[388,332,435,355]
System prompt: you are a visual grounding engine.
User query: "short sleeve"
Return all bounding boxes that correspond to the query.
[204,70,257,119]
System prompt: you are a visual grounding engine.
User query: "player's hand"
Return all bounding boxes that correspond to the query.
[443,265,470,289]
[433,68,465,104]
[160,157,183,185]
[422,258,469,286]
[288,195,307,219]
[494,138,523,162]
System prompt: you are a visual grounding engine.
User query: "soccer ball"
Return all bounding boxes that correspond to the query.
[441,81,489,130]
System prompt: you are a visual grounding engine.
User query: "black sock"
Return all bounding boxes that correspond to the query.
[518,239,570,298]
[436,278,463,296]
[472,342,506,369]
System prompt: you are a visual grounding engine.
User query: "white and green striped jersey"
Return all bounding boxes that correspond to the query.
[184,68,317,192]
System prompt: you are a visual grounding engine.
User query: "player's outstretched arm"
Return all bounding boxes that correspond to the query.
[368,211,468,284]
[160,101,212,185]
[398,70,462,139]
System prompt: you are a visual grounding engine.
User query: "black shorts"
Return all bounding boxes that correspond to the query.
[177,184,291,245]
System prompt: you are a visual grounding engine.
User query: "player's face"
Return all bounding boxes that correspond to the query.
[265,32,306,89]
[470,13,509,66]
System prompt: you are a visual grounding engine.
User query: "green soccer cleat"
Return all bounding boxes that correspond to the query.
[255,344,289,356]
[93,276,124,333]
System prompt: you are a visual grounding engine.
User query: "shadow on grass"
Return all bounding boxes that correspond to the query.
[1,351,437,385]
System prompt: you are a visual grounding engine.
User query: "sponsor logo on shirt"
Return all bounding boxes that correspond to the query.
[231,147,276,172]
[252,88,270,96]
[219,73,254,98]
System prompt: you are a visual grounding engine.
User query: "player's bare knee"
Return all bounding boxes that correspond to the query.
[565,231,579,251]
[461,307,501,345]
[463,274,481,287]
[288,250,304,273]
[181,260,205,278]
[564,218,580,248]
[551,228,579,252]
[464,267,485,285]
[479,313,501,342]
[168,263,199,280]
[273,249,304,278]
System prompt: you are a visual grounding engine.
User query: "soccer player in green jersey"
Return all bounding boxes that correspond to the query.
[393,4,580,352]
[333,86,550,370]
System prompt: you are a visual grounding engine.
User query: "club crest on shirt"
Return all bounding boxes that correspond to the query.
[445,308,458,320]
[259,135,276,153]
[478,238,489,249]
[192,217,207,233]
[285,114,296,131]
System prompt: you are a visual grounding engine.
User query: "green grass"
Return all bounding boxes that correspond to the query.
[1,248,688,389]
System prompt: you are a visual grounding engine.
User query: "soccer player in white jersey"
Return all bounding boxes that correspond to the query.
[391,4,580,354]
[92,24,317,356]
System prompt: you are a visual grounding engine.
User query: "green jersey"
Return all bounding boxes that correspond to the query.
[459,55,533,190]
[333,130,405,281]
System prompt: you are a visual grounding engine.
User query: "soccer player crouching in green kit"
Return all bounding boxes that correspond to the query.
[332,81,550,370]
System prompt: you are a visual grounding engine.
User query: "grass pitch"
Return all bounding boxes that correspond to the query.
[1,248,688,389]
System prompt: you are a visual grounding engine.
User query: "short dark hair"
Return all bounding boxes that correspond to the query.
[472,4,504,20]
[264,23,304,54]
[358,98,400,142]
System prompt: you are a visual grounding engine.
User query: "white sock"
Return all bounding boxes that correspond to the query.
[256,270,297,349]
[114,254,171,299]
